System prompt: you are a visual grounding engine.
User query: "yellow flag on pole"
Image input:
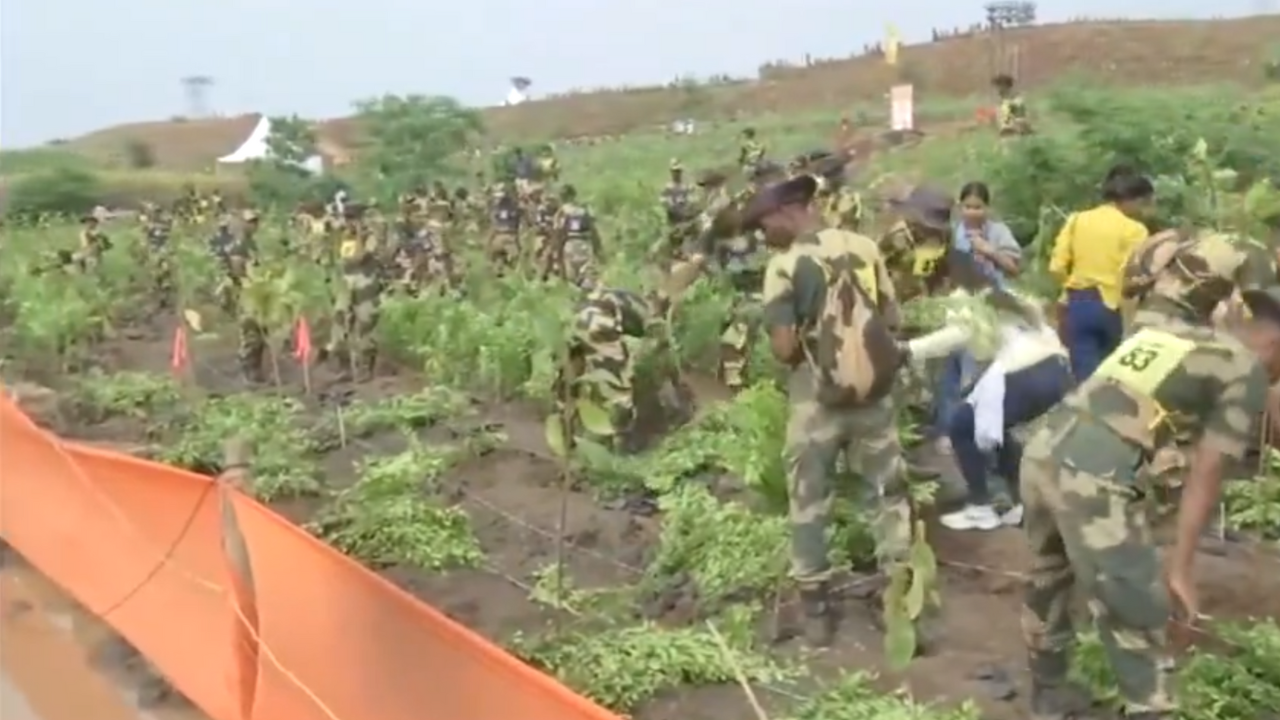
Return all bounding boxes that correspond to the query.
[884,23,901,66]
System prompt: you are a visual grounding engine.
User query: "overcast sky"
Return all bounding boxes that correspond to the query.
[0,0,1269,148]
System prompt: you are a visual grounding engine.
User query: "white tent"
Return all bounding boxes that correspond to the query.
[217,115,325,174]
[504,87,528,106]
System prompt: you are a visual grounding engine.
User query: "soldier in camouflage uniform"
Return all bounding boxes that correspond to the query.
[1017,281,1280,719]
[392,213,455,295]
[530,188,561,275]
[559,287,664,452]
[76,213,111,271]
[993,74,1031,136]
[210,213,267,382]
[738,127,766,175]
[143,204,175,306]
[552,185,602,287]
[658,159,698,262]
[811,153,862,231]
[705,163,785,390]
[1120,229,1279,537]
[879,185,955,305]
[752,174,910,646]
[326,208,385,381]
[485,181,522,270]
[454,186,482,235]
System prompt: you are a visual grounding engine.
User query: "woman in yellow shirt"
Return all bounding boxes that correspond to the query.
[1049,170,1153,380]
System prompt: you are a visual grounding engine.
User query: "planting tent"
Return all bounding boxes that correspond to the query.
[217,115,325,174]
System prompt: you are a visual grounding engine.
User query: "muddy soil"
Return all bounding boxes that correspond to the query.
[9,324,1280,720]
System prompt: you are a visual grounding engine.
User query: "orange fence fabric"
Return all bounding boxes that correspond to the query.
[0,396,621,720]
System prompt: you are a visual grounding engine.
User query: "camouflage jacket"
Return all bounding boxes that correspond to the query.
[574,288,653,344]
[661,182,696,225]
[820,186,862,231]
[1032,319,1268,485]
[878,220,949,305]
[558,203,600,250]
[210,227,255,277]
[491,195,521,233]
[336,235,385,307]
[763,228,901,361]
[685,190,767,290]
[739,139,765,169]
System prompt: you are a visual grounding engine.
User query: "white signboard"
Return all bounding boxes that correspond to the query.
[890,84,914,131]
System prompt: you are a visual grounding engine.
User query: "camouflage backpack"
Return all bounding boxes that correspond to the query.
[802,229,904,407]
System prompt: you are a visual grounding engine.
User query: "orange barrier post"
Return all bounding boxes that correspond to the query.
[0,396,623,720]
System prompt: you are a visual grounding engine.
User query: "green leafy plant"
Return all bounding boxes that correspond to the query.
[310,442,483,570]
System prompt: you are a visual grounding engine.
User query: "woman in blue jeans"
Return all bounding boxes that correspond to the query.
[930,182,1022,446]
[942,348,1072,530]
[906,291,1072,531]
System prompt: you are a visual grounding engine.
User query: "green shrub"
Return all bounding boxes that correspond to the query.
[5,167,104,218]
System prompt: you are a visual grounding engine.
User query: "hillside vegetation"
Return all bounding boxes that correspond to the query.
[32,16,1280,173]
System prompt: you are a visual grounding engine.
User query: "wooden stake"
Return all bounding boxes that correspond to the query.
[218,437,260,720]
[705,621,771,720]
[552,346,578,622]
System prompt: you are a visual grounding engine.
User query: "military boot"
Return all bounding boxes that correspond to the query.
[798,582,837,647]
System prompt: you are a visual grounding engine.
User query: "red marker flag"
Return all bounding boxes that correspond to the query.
[293,317,313,364]
[170,324,190,375]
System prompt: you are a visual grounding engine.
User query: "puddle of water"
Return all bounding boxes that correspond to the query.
[0,562,207,720]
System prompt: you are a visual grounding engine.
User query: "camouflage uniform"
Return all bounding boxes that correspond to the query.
[391,222,453,294]
[555,194,602,287]
[144,208,174,305]
[877,219,950,307]
[738,128,766,174]
[525,194,557,272]
[1019,320,1269,717]
[488,186,523,269]
[210,218,267,382]
[1120,229,1279,525]
[326,222,385,381]
[819,183,862,231]
[76,217,110,271]
[763,230,911,585]
[659,160,698,260]
[559,288,655,450]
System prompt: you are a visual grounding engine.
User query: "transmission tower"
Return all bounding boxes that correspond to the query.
[983,2,1037,80]
[180,75,215,118]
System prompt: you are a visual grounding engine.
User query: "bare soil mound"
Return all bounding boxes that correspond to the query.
[60,17,1280,170]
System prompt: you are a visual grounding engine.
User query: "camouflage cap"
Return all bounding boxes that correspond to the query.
[888,184,953,230]
[739,175,819,230]
[1241,286,1280,325]
[1128,230,1278,314]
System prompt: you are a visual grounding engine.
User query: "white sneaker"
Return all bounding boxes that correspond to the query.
[940,504,1001,531]
[1001,504,1024,527]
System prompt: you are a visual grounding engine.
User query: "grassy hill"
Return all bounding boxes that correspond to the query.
[19,16,1280,173]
